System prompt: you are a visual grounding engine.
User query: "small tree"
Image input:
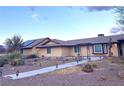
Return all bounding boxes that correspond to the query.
[4,35,23,53]
[4,35,24,66]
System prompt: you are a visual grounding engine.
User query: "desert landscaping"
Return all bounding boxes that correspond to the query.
[0,57,124,86]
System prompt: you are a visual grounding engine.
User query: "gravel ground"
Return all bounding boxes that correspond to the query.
[2,59,75,76]
[2,64,41,75]
[1,58,124,86]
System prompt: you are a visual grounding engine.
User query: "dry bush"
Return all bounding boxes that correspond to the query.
[82,63,93,73]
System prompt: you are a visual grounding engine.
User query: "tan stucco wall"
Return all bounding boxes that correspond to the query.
[36,48,45,57]
[23,48,38,56]
[37,47,74,57]
[61,47,73,56]
[111,43,119,56]
[89,43,119,57]
[70,46,90,57]
[32,47,37,54]
[36,47,62,57]
[51,47,62,57]
[23,43,119,57]
[71,46,93,57]
[23,49,33,56]
[80,46,88,56]
[70,44,119,57]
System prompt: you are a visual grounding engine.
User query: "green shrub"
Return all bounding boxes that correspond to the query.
[8,52,21,61]
[82,64,93,73]
[7,52,25,66]
[0,55,9,67]
[10,59,25,66]
[10,60,18,66]
[0,58,8,64]
[18,59,25,65]
[0,52,24,66]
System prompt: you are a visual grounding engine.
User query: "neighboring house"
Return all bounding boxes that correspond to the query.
[22,34,124,57]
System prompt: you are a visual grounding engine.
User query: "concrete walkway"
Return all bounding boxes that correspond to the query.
[4,57,103,80]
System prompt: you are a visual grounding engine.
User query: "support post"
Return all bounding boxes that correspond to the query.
[56,64,58,68]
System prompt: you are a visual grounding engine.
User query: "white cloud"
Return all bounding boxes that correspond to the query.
[32,13,40,21]
[110,27,124,34]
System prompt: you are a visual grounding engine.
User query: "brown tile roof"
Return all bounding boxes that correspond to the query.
[65,34,124,45]
[51,39,65,44]
[23,34,124,48]
[35,39,65,47]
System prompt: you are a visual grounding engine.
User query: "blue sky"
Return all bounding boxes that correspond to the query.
[0,6,119,44]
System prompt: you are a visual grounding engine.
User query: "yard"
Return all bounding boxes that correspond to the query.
[1,56,79,75]
[1,57,124,86]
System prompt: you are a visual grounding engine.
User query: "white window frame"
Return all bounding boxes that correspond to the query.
[93,44,103,53]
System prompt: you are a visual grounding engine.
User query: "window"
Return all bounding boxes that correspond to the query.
[103,44,108,53]
[47,47,51,54]
[74,45,80,53]
[93,44,108,54]
[94,44,103,53]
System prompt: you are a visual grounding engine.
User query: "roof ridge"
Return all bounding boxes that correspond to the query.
[66,34,124,42]
[24,37,49,42]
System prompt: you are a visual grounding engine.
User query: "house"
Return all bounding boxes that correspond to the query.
[22,34,124,57]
